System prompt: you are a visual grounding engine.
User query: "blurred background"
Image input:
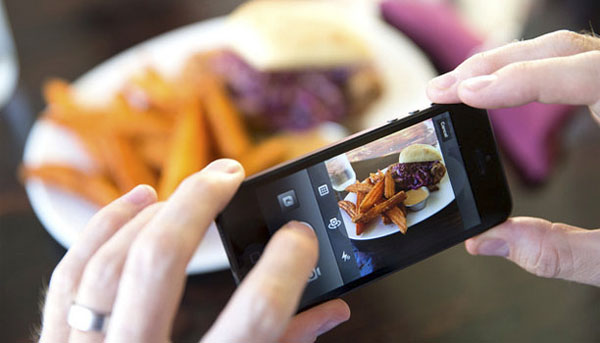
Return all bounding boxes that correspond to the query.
[2,0,600,342]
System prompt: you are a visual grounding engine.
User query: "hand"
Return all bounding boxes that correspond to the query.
[465,217,600,287]
[426,30,600,286]
[426,30,600,123]
[38,159,350,343]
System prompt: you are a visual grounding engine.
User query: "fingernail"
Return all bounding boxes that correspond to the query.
[204,159,242,174]
[476,239,509,257]
[123,185,157,205]
[429,72,457,90]
[461,74,497,92]
[316,318,349,336]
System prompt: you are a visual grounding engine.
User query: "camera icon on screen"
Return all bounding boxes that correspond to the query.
[277,190,299,212]
[281,195,294,207]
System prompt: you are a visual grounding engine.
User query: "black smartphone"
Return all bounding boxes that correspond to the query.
[216,103,512,310]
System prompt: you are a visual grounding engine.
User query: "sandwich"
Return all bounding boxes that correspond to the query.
[391,144,446,191]
[191,0,381,130]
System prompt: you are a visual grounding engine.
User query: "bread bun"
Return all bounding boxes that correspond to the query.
[398,144,442,163]
[227,0,370,70]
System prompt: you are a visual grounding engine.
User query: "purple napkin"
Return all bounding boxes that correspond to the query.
[381,0,575,183]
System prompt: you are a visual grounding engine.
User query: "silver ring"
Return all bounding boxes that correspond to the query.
[67,303,110,333]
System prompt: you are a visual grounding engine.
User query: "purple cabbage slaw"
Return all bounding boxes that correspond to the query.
[211,50,354,130]
[391,161,445,190]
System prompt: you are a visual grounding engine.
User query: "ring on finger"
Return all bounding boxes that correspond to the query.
[67,302,111,333]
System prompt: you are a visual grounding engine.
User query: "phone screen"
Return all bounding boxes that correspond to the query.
[219,111,486,307]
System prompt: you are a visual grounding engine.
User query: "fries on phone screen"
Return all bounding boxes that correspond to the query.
[339,168,410,236]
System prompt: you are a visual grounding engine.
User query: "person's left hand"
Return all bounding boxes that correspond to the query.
[38,159,350,343]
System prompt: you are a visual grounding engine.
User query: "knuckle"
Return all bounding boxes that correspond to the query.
[177,172,228,208]
[507,60,536,74]
[527,224,572,279]
[466,50,498,72]
[531,246,561,279]
[49,260,79,294]
[551,30,595,54]
[89,206,130,230]
[127,233,184,276]
[180,171,220,194]
[551,29,580,42]
[81,250,122,291]
[242,282,289,336]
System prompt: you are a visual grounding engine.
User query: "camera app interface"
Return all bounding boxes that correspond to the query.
[251,112,481,304]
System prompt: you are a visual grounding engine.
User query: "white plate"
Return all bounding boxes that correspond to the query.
[23,5,436,274]
[340,164,454,241]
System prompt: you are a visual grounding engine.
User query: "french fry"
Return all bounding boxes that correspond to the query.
[109,96,173,136]
[181,51,223,93]
[20,164,120,206]
[382,214,392,225]
[136,135,170,170]
[40,115,108,171]
[99,134,157,193]
[384,169,395,199]
[275,129,332,160]
[354,191,406,223]
[356,221,366,235]
[345,182,373,193]
[356,191,365,214]
[43,79,77,112]
[386,206,407,234]
[45,107,172,139]
[338,200,357,218]
[125,68,177,112]
[158,99,210,199]
[238,137,288,176]
[203,76,251,159]
[369,170,384,184]
[359,179,384,212]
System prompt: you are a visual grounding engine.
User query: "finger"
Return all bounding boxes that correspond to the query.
[39,185,157,343]
[279,299,351,343]
[465,217,600,286]
[427,30,600,103]
[106,159,244,343]
[69,202,163,343]
[454,51,600,112]
[202,222,319,343]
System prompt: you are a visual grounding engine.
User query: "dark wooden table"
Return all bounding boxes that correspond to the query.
[2,1,600,342]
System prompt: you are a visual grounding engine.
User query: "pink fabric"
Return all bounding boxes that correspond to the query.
[381,0,575,183]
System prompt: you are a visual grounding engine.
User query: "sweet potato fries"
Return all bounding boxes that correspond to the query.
[22,52,332,206]
[339,170,408,236]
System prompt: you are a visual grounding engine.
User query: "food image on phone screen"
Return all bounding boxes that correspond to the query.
[217,105,511,310]
[324,115,480,279]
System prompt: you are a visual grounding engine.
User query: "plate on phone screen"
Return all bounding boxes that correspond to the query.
[23,3,435,274]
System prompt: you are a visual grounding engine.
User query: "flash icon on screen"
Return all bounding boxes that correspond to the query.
[341,251,351,262]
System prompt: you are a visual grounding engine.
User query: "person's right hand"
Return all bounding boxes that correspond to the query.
[426,30,600,287]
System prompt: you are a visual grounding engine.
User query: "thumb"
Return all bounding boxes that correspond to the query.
[465,217,600,287]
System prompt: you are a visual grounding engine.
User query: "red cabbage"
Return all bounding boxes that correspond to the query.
[391,161,446,191]
[211,50,350,130]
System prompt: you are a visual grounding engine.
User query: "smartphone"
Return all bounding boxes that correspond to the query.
[216,103,512,310]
